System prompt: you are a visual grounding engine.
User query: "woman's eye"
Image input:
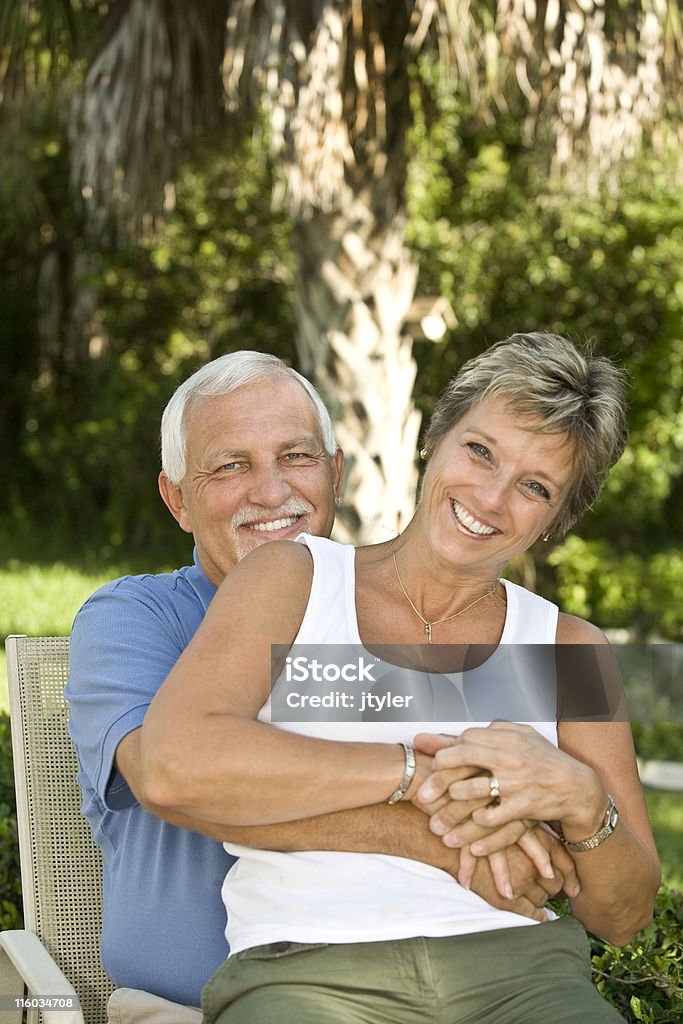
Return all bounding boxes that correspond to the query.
[467,442,491,461]
[525,480,551,500]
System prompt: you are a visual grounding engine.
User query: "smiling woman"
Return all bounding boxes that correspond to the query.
[140,333,658,1024]
[415,396,577,579]
[422,332,629,539]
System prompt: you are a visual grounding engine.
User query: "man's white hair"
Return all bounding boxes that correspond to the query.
[161,351,338,484]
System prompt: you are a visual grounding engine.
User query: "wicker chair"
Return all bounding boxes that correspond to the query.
[0,636,114,1024]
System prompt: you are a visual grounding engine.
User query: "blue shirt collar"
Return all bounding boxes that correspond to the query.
[188,546,217,607]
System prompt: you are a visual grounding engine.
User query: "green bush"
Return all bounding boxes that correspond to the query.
[0,714,22,929]
[590,887,683,1022]
[407,66,683,642]
[633,724,683,764]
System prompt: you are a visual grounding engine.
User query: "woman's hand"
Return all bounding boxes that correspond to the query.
[414,723,608,839]
[411,730,580,898]
[408,730,482,813]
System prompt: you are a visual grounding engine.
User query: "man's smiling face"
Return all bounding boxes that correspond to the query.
[159,376,343,586]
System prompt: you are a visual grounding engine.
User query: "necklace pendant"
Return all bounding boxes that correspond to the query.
[425,622,432,644]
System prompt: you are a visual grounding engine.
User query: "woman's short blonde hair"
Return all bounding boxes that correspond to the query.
[422,332,629,536]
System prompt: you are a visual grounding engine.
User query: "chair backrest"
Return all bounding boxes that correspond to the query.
[5,636,114,1024]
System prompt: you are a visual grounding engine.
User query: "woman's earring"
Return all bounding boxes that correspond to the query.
[542,532,552,543]
[419,447,428,461]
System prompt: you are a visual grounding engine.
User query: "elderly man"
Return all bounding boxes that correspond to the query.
[67,352,576,1024]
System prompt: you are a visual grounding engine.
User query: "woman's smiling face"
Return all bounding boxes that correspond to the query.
[420,396,576,572]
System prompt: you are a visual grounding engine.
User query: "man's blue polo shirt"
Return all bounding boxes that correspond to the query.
[66,550,234,1007]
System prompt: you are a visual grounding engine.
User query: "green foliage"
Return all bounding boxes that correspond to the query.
[3,40,683,641]
[406,59,683,639]
[589,887,683,1022]
[635,726,683,765]
[2,123,295,566]
[644,789,683,892]
[548,539,683,638]
[0,92,73,525]
[0,716,21,930]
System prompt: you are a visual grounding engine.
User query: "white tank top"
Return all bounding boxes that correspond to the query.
[223,535,560,954]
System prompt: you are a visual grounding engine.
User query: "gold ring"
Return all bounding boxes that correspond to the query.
[488,776,501,801]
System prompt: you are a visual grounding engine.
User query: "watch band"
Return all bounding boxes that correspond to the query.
[559,795,619,852]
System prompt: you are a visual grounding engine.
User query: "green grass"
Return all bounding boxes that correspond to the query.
[645,788,683,890]
[0,560,125,713]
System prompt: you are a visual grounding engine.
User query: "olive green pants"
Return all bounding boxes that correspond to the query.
[202,918,624,1024]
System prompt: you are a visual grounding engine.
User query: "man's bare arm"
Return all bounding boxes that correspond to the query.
[117,729,573,920]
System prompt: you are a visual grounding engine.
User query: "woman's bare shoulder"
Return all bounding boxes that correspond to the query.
[556,611,610,645]
[214,539,315,621]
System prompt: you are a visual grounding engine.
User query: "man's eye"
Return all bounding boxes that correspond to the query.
[219,462,241,472]
[467,442,491,461]
[283,452,314,462]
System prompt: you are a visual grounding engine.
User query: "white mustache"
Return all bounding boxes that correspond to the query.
[231,499,314,529]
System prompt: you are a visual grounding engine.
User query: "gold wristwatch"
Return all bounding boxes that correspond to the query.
[558,795,619,852]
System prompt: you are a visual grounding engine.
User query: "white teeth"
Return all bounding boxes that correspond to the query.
[452,502,497,536]
[246,516,299,532]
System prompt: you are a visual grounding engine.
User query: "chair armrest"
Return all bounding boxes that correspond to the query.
[0,931,84,1024]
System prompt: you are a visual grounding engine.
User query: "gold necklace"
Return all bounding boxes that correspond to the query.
[390,539,497,644]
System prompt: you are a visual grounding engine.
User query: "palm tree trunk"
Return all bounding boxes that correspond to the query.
[292,196,421,544]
